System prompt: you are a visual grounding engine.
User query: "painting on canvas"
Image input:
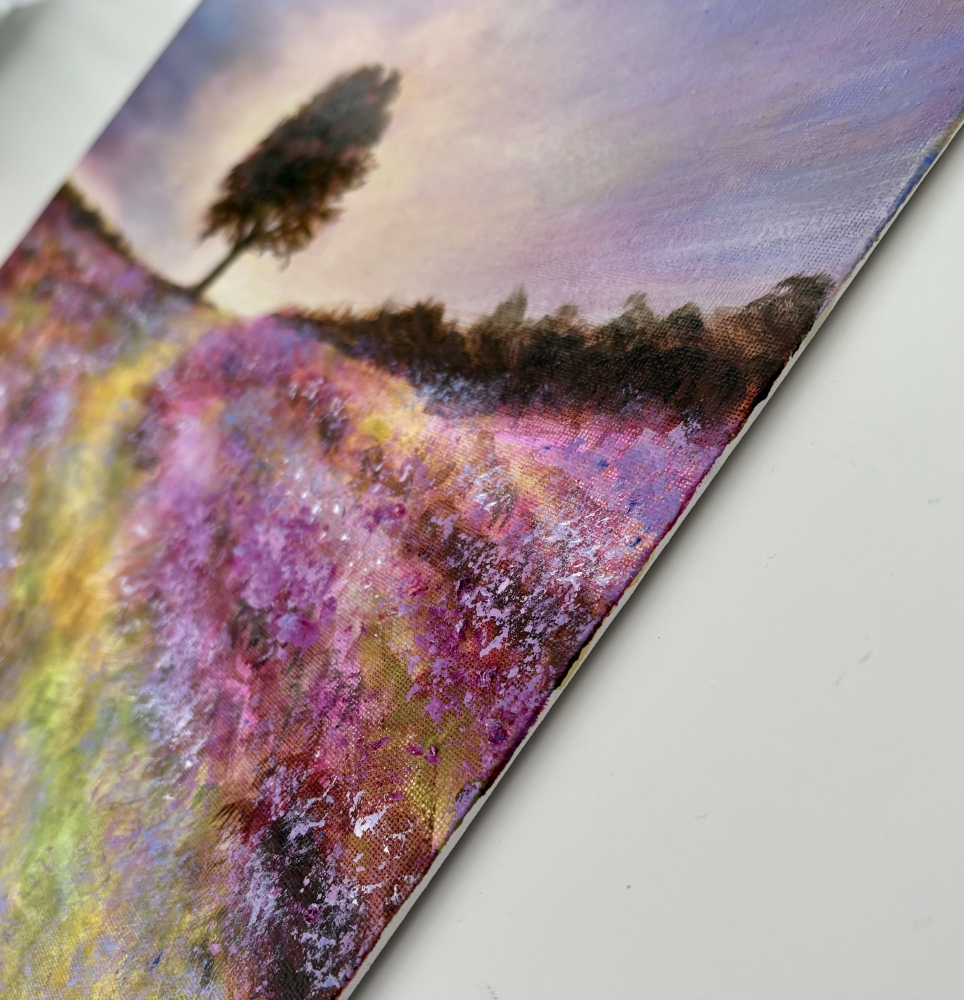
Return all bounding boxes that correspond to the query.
[0,1,962,996]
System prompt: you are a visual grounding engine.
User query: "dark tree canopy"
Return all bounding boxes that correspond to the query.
[193,65,400,294]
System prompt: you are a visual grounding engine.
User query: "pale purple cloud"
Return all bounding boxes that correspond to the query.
[76,0,964,319]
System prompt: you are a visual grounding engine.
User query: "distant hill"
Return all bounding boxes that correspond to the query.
[36,183,830,426]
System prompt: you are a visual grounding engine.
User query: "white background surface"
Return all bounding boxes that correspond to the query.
[0,3,961,998]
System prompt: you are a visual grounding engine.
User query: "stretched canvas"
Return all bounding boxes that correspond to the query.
[1,1,962,995]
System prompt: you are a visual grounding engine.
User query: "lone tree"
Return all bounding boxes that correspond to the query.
[191,64,401,295]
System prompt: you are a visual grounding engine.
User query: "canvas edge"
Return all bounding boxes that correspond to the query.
[338,110,964,999]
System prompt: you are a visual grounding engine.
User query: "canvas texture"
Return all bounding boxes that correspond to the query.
[0,1,961,996]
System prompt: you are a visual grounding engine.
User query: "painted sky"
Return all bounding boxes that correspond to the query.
[75,0,964,320]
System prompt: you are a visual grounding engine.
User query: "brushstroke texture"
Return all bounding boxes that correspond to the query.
[77,0,964,317]
[0,190,818,997]
[1,0,963,996]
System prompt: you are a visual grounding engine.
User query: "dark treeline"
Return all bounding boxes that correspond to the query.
[52,184,832,426]
[290,274,832,424]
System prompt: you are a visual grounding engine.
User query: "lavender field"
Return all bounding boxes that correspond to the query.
[0,191,826,997]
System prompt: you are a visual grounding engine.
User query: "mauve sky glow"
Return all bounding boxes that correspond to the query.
[75,0,964,320]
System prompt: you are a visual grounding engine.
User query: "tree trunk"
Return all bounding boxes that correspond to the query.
[190,240,248,297]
